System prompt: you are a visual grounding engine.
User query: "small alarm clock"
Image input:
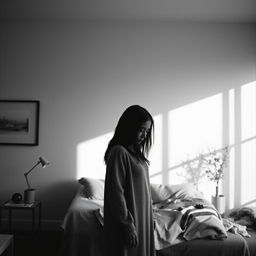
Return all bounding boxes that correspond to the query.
[11,193,23,203]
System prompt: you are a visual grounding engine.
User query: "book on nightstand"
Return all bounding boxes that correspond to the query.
[4,201,34,208]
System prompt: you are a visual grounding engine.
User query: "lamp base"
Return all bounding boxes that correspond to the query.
[24,188,36,204]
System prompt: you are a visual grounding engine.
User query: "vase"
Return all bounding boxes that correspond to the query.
[211,195,225,215]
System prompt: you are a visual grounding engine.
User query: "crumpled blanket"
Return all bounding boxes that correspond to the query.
[228,206,256,229]
[93,198,253,251]
[153,198,228,250]
[223,218,251,237]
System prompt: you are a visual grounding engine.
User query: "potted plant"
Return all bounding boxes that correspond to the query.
[181,155,205,191]
[203,146,229,214]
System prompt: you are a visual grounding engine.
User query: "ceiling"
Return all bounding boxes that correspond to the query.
[1,0,256,22]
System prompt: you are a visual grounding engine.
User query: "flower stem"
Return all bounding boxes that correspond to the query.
[216,186,219,197]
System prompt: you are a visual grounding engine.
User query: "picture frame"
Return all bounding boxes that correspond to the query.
[0,100,40,146]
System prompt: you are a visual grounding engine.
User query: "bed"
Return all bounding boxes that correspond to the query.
[60,178,256,256]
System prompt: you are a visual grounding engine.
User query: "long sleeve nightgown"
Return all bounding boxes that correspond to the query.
[103,145,155,256]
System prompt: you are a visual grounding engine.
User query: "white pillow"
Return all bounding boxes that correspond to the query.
[151,183,203,203]
[151,183,171,203]
[78,177,105,200]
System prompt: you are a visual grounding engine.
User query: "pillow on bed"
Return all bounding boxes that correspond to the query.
[151,183,203,203]
[78,177,105,200]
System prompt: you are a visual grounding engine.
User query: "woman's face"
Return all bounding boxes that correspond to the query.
[136,120,151,145]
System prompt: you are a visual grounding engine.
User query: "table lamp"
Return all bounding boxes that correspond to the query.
[24,156,50,204]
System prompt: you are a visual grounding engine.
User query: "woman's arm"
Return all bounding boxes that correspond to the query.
[104,146,136,235]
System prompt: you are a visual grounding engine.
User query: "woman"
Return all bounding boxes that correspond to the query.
[103,105,156,256]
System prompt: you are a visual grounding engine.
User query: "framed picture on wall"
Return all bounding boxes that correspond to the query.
[0,100,40,145]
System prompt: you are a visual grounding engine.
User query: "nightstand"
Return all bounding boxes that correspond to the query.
[0,200,42,233]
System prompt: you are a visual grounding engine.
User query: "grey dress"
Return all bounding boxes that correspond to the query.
[103,145,155,256]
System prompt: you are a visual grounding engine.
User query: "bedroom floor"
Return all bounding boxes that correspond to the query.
[2,230,63,256]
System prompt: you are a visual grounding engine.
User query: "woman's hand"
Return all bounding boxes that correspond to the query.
[125,229,138,248]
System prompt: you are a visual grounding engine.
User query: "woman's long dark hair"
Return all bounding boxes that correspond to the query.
[104,105,154,165]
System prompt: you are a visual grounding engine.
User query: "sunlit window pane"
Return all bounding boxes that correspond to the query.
[228,147,235,209]
[229,89,235,145]
[241,81,256,141]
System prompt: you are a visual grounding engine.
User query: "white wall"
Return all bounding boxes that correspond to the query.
[0,21,255,228]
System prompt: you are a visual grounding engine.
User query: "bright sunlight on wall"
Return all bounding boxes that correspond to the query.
[148,114,163,184]
[240,81,256,206]
[77,132,113,179]
[77,81,256,208]
[168,94,223,200]
[76,115,163,181]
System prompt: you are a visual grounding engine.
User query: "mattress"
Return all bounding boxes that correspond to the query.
[245,229,256,255]
[157,230,254,256]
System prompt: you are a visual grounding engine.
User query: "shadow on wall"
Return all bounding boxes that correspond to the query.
[39,180,79,219]
[242,199,256,207]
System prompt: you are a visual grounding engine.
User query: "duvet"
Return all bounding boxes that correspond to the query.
[61,185,254,256]
[153,198,227,250]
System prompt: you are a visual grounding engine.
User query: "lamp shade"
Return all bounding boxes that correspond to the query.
[39,156,50,168]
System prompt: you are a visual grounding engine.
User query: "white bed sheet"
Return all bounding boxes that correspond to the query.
[61,187,104,256]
